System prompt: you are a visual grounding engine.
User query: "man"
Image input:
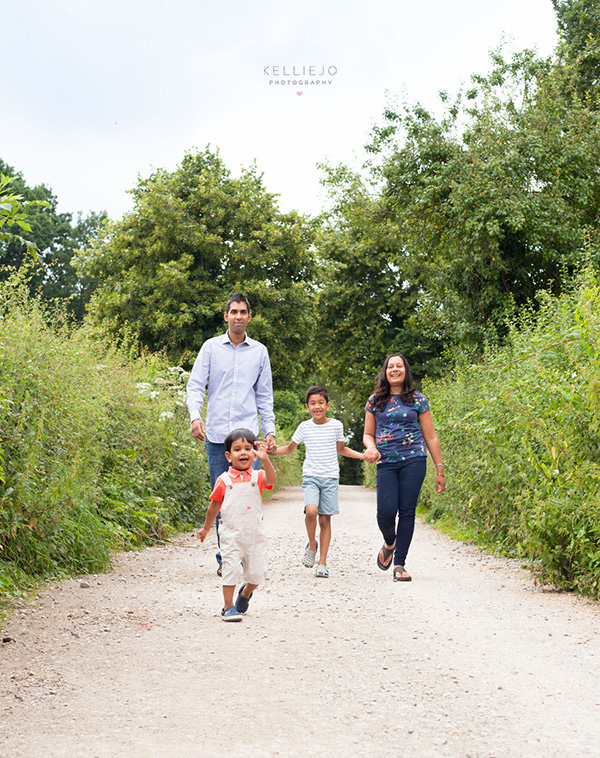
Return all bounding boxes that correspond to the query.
[186,293,277,572]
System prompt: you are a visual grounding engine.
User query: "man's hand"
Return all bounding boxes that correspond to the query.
[191,418,206,442]
[265,433,276,454]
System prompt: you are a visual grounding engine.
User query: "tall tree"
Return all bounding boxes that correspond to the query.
[553,0,600,98]
[322,46,600,357]
[0,173,37,256]
[76,148,317,389]
[317,163,444,403]
[0,159,106,317]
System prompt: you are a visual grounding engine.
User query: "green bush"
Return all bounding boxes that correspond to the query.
[421,268,600,596]
[0,273,208,600]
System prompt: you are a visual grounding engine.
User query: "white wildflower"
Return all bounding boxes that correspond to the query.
[159,411,174,421]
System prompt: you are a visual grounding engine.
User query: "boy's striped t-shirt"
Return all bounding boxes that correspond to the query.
[292,418,345,478]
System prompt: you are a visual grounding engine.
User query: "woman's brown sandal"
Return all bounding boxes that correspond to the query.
[377,543,395,570]
[393,565,412,582]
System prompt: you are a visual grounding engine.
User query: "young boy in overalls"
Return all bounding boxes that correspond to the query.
[197,428,276,621]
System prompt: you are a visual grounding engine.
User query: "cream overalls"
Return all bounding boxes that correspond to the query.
[218,469,268,586]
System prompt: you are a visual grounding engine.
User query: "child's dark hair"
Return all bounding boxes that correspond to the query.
[305,385,329,404]
[224,428,257,452]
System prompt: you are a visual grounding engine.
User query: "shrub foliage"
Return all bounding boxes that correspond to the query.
[0,274,208,599]
[421,269,600,596]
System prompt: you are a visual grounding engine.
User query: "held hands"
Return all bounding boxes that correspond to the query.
[265,434,277,454]
[363,446,380,463]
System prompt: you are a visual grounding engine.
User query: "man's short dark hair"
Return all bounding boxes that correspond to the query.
[224,427,257,452]
[305,385,329,404]
[225,293,251,313]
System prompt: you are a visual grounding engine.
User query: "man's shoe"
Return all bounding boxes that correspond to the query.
[221,606,242,622]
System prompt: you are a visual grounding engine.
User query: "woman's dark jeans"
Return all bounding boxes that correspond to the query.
[376,457,427,567]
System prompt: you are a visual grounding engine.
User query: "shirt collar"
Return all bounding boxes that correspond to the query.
[221,330,251,347]
[227,466,253,481]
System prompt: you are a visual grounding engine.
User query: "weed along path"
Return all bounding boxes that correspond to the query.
[2,485,600,758]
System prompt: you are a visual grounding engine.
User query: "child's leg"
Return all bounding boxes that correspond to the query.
[223,585,236,608]
[318,514,331,566]
[240,582,258,599]
[305,504,318,550]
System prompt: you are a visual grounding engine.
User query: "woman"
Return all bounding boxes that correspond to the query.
[363,354,445,581]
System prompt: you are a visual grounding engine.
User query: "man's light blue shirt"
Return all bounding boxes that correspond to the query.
[186,331,276,444]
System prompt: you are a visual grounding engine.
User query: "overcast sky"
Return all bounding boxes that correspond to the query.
[2,0,559,221]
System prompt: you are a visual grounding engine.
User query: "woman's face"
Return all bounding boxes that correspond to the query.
[385,356,406,390]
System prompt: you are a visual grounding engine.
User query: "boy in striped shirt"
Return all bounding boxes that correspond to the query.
[273,386,366,577]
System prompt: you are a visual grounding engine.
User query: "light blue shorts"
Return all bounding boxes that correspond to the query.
[302,476,339,515]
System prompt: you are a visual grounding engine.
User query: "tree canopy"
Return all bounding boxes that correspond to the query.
[0,158,106,318]
[76,148,318,389]
[318,43,600,362]
[553,0,600,98]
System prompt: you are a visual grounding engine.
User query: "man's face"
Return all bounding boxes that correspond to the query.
[224,301,251,336]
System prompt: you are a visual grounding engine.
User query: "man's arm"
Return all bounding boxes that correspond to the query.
[254,346,276,451]
[186,342,211,441]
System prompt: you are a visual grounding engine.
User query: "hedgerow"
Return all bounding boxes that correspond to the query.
[0,273,208,600]
[421,268,600,596]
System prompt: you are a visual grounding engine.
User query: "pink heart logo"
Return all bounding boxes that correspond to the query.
[297,91,302,96]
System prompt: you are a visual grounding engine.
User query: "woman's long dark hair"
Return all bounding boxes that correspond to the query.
[372,353,416,411]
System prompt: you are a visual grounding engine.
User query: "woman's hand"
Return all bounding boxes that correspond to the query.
[363,446,380,463]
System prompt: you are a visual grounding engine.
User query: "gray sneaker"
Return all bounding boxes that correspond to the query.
[302,542,318,568]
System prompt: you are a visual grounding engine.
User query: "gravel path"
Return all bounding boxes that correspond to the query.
[2,485,600,758]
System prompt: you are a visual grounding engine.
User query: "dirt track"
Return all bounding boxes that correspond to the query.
[2,484,600,758]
